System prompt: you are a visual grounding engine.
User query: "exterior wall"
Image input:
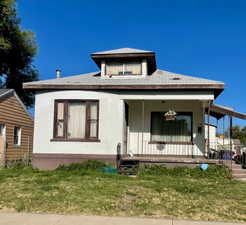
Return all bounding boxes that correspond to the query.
[0,94,33,163]
[33,90,213,169]
[205,124,217,140]
[204,124,240,152]
[33,90,125,162]
[205,124,217,150]
[127,100,205,156]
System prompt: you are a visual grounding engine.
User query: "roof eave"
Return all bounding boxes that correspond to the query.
[23,83,224,93]
[0,89,14,100]
[206,103,246,120]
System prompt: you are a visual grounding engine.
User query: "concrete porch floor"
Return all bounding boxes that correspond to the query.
[121,156,222,165]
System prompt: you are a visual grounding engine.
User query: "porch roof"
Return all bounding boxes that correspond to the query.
[207,104,246,120]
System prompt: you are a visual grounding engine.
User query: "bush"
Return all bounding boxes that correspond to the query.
[56,160,107,172]
[138,164,232,179]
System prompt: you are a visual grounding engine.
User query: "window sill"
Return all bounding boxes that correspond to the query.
[50,138,101,143]
[148,141,194,145]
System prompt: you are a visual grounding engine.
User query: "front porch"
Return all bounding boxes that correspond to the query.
[122,99,208,160]
[119,98,246,169]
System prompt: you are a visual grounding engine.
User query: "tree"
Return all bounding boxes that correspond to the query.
[0,0,38,107]
[231,125,246,146]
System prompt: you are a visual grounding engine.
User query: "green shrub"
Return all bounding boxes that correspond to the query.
[56,160,107,172]
[138,164,232,179]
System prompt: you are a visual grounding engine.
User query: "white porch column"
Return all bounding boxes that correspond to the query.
[120,99,126,155]
[202,101,206,155]
[101,60,106,77]
[207,100,211,157]
[141,100,145,155]
[142,59,148,76]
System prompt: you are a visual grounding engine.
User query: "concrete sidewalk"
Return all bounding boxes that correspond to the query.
[0,212,245,225]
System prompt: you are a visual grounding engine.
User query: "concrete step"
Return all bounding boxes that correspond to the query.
[118,161,139,175]
[235,177,246,181]
[233,174,246,179]
[224,163,242,169]
[232,169,246,174]
[225,163,242,168]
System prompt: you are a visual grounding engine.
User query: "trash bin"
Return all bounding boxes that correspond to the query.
[221,150,234,160]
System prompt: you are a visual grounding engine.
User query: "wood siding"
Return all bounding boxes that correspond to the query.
[0,95,33,162]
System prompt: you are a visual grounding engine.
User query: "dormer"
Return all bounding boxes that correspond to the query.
[91,48,156,78]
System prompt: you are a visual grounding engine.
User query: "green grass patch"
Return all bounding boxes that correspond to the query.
[138,164,232,179]
[0,161,245,222]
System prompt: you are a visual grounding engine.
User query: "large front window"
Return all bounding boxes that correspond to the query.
[53,100,99,141]
[106,62,141,75]
[151,112,192,143]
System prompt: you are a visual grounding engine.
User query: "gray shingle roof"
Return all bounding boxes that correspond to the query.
[0,89,13,98]
[92,48,154,55]
[23,69,224,86]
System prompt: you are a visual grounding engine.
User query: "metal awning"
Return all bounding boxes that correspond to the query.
[206,104,246,120]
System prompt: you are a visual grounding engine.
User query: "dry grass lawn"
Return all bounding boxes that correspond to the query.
[0,161,245,223]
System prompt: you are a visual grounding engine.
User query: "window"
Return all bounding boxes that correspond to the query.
[151,112,192,143]
[53,100,99,141]
[106,62,141,75]
[0,124,5,136]
[13,126,21,145]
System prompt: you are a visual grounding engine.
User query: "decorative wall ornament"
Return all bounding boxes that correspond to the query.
[164,110,177,121]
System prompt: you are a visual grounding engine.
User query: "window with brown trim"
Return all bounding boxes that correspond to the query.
[150,112,193,143]
[53,100,99,142]
[13,126,21,146]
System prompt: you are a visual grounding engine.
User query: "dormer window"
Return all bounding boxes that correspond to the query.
[106,62,142,76]
[91,48,156,77]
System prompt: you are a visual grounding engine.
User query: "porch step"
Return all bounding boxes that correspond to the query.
[229,164,242,168]
[223,162,242,168]
[229,161,246,180]
[232,169,246,174]
[221,160,246,180]
[233,174,246,179]
[118,160,139,175]
[235,178,246,182]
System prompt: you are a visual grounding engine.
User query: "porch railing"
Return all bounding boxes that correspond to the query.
[125,139,243,161]
[127,141,197,159]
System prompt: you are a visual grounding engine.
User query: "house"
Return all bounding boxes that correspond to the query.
[0,89,33,166]
[205,123,241,152]
[23,48,246,170]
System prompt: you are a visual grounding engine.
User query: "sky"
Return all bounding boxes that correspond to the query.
[17,0,246,126]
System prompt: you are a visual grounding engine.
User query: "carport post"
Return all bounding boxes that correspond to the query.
[207,101,211,157]
[230,116,233,170]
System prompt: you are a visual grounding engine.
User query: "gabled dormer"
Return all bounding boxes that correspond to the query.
[91,48,156,78]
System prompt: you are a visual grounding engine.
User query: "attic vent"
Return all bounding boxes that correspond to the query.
[171,77,181,80]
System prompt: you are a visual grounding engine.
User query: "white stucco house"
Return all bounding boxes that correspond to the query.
[23,48,246,170]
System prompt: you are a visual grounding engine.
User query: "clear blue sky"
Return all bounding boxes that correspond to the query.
[18,0,246,126]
